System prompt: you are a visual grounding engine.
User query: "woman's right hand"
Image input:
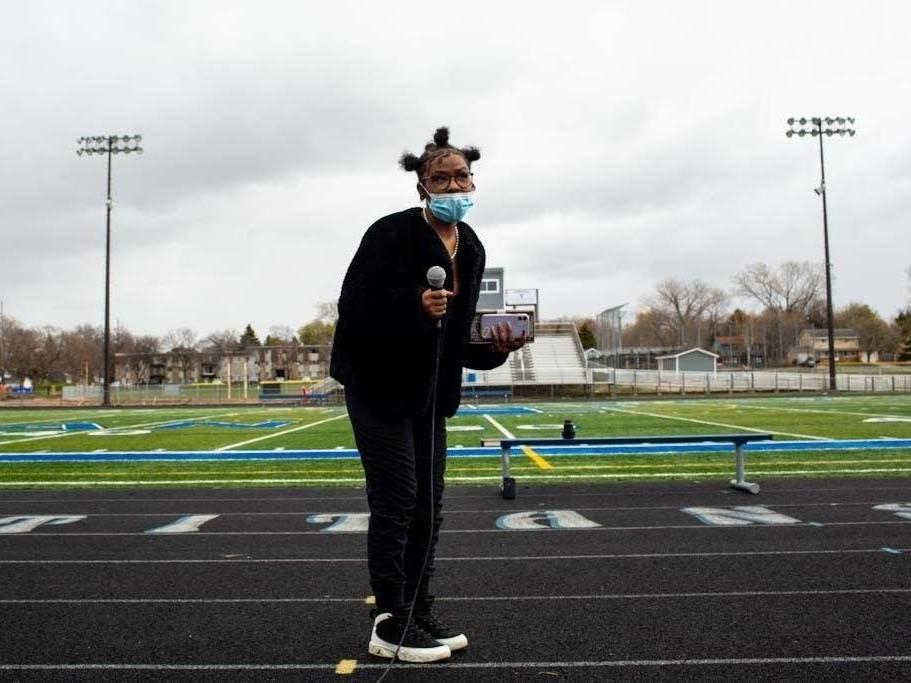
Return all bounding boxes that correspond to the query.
[422,287,454,322]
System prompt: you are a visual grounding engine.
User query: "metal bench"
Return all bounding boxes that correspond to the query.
[495,433,774,499]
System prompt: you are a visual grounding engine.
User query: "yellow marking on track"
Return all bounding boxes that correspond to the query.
[335,659,357,674]
[482,414,553,470]
[521,445,553,469]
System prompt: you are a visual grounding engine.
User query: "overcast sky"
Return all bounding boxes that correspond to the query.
[2,0,909,339]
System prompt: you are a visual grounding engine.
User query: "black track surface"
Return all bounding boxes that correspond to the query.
[1,477,909,681]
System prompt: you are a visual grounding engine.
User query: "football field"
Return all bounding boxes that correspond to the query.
[1,394,910,488]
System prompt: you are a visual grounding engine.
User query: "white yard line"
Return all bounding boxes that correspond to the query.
[731,403,911,421]
[482,414,516,439]
[215,413,348,451]
[602,406,828,441]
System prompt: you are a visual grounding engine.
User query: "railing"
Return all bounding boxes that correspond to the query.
[592,368,911,394]
[60,381,345,404]
[460,366,911,394]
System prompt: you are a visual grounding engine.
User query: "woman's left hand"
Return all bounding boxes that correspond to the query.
[490,323,527,354]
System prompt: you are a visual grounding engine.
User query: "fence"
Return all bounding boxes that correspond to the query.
[591,369,911,394]
[59,383,330,404]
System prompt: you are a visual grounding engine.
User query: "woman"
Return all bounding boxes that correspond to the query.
[330,127,525,662]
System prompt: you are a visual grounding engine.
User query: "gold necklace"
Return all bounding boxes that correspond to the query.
[423,208,459,260]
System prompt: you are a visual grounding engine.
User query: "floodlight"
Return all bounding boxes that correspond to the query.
[75,131,144,407]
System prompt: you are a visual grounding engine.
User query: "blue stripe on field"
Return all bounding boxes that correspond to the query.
[1,438,910,463]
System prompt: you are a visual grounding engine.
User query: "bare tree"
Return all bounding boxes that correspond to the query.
[2,318,39,381]
[163,328,199,352]
[163,328,199,384]
[733,261,823,314]
[316,301,339,324]
[201,329,241,353]
[266,326,297,346]
[648,278,729,346]
[623,307,676,348]
[59,325,103,384]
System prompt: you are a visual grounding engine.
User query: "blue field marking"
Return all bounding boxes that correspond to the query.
[456,405,538,415]
[2,437,910,463]
[158,420,292,431]
[0,421,102,435]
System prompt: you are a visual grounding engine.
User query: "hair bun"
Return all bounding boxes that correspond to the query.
[433,127,450,147]
[398,152,421,172]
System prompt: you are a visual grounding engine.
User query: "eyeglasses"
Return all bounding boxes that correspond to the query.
[421,171,474,193]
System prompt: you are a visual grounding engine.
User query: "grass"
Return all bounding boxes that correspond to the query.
[1,395,910,489]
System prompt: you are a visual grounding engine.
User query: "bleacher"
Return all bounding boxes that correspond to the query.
[462,320,588,386]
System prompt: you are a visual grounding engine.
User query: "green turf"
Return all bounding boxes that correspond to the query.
[1,395,910,488]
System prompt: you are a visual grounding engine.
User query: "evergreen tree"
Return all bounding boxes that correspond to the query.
[896,309,911,361]
[239,324,261,348]
[577,322,597,350]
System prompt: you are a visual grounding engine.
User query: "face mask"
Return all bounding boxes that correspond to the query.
[425,190,474,223]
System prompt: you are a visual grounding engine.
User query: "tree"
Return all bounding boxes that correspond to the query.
[647,278,728,346]
[835,303,895,361]
[896,309,911,361]
[239,324,261,348]
[163,328,199,352]
[622,307,676,348]
[59,325,103,384]
[2,320,41,381]
[298,319,335,346]
[733,261,824,314]
[163,328,199,384]
[264,326,297,346]
[577,321,596,350]
[202,329,241,353]
[316,301,339,324]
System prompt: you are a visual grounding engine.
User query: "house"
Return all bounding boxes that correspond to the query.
[656,348,719,373]
[789,328,859,364]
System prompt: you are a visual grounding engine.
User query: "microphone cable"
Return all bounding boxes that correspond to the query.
[375,294,447,681]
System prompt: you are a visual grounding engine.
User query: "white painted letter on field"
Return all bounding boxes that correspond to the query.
[146,515,220,534]
[307,513,370,533]
[0,515,86,534]
[681,506,801,526]
[873,503,911,521]
[496,510,601,530]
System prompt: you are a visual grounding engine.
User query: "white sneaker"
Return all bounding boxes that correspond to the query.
[368,611,451,663]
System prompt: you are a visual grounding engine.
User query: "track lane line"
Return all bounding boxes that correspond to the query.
[4,656,911,672]
[3,588,911,604]
[1,547,908,563]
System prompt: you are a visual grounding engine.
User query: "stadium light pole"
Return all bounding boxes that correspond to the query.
[76,135,143,406]
[785,116,855,392]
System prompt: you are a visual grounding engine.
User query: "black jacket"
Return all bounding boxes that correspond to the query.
[330,208,507,418]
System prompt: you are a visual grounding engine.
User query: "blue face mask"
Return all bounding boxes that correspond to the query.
[425,191,474,223]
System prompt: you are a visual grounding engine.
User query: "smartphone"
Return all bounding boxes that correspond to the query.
[478,313,532,341]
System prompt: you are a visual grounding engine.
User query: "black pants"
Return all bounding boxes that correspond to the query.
[345,388,447,614]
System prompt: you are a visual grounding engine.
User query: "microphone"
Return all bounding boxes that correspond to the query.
[426,266,446,328]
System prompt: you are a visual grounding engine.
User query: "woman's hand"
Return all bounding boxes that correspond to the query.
[422,287,454,322]
[490,323,528,354]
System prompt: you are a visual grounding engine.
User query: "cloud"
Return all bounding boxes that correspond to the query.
[1,0,910,337]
